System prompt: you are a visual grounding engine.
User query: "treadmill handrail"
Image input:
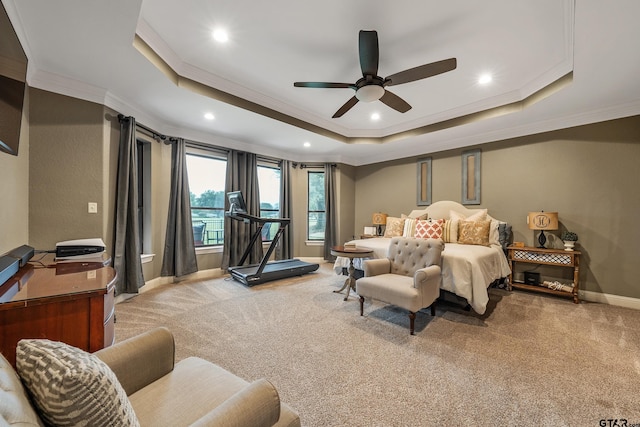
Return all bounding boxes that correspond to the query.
[226,211,290,225]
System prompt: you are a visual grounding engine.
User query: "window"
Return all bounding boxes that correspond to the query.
[307,171,325,240]
[257,164,281,242]
[136,139,152,254]
[186,151,226,246]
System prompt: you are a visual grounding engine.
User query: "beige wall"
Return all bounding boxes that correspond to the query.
[0,87,29,253]
[28,89,111,250]
[13,88,640,300]
[354,116,640,299]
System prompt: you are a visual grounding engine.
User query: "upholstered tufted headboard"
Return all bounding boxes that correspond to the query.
[407,200,512,250]
[408,200,491,221]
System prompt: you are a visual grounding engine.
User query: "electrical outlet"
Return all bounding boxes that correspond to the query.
[88,202,98,213]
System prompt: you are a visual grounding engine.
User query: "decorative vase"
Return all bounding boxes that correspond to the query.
[563,240,576,251]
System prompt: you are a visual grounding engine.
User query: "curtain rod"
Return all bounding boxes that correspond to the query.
[292,162,337,169]
[118,114,168,143]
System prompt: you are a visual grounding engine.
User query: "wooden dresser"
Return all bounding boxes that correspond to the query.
[0,254,116,367]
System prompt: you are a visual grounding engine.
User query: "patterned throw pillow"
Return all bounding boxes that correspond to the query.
[458,219,491,246]
[383,217,406,237]
[415,219,444,239]
[16,339,140,427]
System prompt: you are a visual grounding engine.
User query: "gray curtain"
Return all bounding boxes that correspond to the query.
[113,116,144,295]
[221,150,263,271]
[161,138,198,277]
[276,160,293,260]
[323,163,337,261]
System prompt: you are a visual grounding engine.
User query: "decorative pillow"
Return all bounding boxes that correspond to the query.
[441,219,459,243]
[489,220,500,246]
[458,219,491,246]
[383,217,406,237]
[402,218,417,238]
[450,208,488,222]
[16,339,140,427]
[415,219,444,239]
[406,210,429,220]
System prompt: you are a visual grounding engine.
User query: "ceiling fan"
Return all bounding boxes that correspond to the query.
[294,30,457,118]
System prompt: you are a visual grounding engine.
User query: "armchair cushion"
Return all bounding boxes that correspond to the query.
[16,339,139,427]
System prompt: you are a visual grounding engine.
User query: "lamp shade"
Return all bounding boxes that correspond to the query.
[527,212,559,230]
[372,212,388,225]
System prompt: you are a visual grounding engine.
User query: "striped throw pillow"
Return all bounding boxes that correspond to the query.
[16,339,139,427]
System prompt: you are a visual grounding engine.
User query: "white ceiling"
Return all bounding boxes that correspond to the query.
[4,0,640,165]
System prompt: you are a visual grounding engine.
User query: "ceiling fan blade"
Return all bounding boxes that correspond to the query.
[332,96,359,118]
[379,90,411,113]
[385,58,457,86]
[359,30,379,77]
[294,82,355,89]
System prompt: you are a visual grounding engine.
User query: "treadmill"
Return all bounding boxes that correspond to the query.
[225,191,319,286]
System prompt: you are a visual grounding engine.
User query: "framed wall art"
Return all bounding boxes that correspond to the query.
[461,149,481,205]
[416,157,432,206]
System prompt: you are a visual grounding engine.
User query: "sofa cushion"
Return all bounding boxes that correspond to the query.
[16,339,139,427]
[0,352,43,427]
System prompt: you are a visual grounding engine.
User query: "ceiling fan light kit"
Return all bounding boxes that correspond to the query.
[356,85,385,102]
[294,30,457,118]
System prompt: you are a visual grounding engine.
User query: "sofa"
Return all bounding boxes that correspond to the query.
[0,327,301,427]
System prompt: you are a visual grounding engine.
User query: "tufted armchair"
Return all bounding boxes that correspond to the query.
[356,237,444,335]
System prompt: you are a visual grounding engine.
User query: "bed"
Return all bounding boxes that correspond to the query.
[333,201,512,315]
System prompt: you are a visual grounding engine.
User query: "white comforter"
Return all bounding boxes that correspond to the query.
[333,237,511,315]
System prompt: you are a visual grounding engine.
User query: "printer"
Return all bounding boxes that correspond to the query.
[55,238,106,259]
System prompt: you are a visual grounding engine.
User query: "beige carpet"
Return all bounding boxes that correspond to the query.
[114,263,640,426]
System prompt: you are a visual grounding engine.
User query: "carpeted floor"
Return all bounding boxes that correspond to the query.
[114,263,640,427]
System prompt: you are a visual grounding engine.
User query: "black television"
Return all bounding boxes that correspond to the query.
[0,2,28,156]
[227,191,247,214]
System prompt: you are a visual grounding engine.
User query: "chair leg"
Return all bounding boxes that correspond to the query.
[408,311,416,335]
[430,301,436,316]
[359,296,364,316]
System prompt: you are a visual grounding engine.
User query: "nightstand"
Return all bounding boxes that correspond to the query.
[507,246,580,303]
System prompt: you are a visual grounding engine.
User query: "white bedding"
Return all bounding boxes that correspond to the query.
[333,237,511,315]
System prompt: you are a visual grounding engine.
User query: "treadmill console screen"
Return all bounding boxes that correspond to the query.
[227,191,247,214]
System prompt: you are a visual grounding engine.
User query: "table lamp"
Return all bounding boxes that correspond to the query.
[527,211,558,248]
[372,213,388,236]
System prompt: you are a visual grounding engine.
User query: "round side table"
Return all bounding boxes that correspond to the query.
[330,246,374,301]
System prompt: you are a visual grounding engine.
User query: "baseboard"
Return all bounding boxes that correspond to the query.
[580,289,640,310]
[298,257,327,264]
[115,268,225,304]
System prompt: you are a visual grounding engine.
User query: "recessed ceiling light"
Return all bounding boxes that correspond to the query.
[370,112,381,121]
[204,112,215,120]
[478,74,492,85]
[212,29,229,43]
[303,142,311,148]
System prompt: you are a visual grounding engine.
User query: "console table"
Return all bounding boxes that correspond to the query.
[507,246,580,303]
[0,254,116,367]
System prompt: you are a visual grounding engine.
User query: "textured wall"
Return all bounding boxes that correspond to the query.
[0,87,29,253]
[28,89,106,251]
[354,116,640,298]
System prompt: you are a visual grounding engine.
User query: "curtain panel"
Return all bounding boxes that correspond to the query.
[161,138,198,277]
[112,116,144,295]
[276,160,293,260]
[323,163,337,261]
[221,150,264,271]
